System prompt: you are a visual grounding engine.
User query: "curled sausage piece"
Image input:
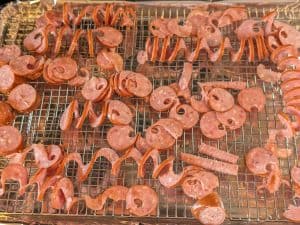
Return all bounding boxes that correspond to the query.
[283,205,300,223]
[237,87,266,112]
[95,27,123,48]
[281,79,300,93]
[167,18,192,37]
[217,7,248,27]
[10,55,44,79]
[235,20,264,40]
[277,112,294,138]
[178,62,192,91]
[169,103,199,130]
[283,88,300,104]
[0,45,21,66]
[256,64,281,83]
[0,126,23,156]
[137,148,160,178]
[246,147,279,175]
[216,105,246,130]
[190,95,210,113]
[107,100,133,125]
[84,185,128,211]
[198,24,223,48]
[181,152,238,176]
[152,118,183,140]
[200,111,226,139]
[0,163,28,196]
[125,72,152,97]
[0,102,14,125]
[8,84,40,113]
[208,88,234,112]
[68,68,91,87]
[97,49,123,72]
[270,45,298,64]
[111,147,142,176]
[198,143,239,164]
[149,18,172,38]
[57,148,120,182]
[150,86,178,111]
[146,124,175,150]
[47,57,78,81]
[81,77,108,102]
[107,125,137,151]
[291,166,300,186]
[191,192,226,225]
[31,144,64,169]
[277,56,300,71]
[0,65,21,94]
[281,70,300,82]
[182,170,219,199]
[126,185,158,216]
[153,156,185,188]
[186,10,209,36]
[23,26,49,54]
[88,101,109,128]
[59,99,79,131]
[50,177,77,211]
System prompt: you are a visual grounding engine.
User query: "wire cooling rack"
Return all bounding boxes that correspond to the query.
[0,1,299,224]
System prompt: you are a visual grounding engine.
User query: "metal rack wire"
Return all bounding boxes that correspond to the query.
[0,1,299,224]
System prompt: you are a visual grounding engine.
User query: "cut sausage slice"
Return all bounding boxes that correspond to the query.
[96,49,123,72]
[191,192,226,225]
[181,152,238,176]
[167,19,192,37]
[182,170,219,199]
[84,185,128,211]
[107,125,137,151]
[8,84,39,113]
[0,45,21,65]
[216,105,246,130]
[200,111,226,139]
[126,185,158,216]
[81,77,108,102]
[95,27,123,48]
[198,143,239,164]
[107,100,133,125]
[125,72,152,97]
[10,55,45,78]
[0,65,19,93]
[0,163,28,196]
[0,126,23,156]
[47,57,77,81]
[150,86,177,111]
[208,88,234,112]
[145,124,175,150]
[237,87,266,112]
[169,103,199,130]
[246,147,279,175]
[257,64,281,83]
[0,102,14,125]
